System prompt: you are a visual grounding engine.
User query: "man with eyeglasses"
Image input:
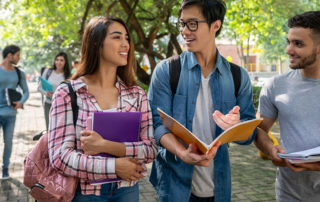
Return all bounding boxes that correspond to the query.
[148,0,256,201]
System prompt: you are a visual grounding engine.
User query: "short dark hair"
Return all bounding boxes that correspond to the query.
[2,45,20,59]
[179,0,226,37]
[288,11,320,44]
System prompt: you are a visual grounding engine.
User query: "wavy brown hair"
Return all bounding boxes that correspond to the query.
[72,16,137,87]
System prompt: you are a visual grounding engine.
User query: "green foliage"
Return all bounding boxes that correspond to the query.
[252,85,262,111]
[223,0,317,68]
[137,80,149,93]
[1,0,319,76]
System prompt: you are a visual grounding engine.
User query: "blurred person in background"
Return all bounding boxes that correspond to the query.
[37,52,71,131]
[0,45,29,179]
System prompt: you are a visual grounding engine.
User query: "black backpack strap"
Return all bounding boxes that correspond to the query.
[229,62,241,98]
[61,81,78,127]
[14,67,21,87]
[168,56,241,98]
[168,55,181,96]
[45,68,54,80]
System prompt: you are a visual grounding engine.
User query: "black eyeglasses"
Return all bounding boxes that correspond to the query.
[176,19,207,32]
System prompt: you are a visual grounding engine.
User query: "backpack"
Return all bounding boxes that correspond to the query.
[23,81,79,202]
[168,55,241,97]
[44,68,54,80]
[14,67,22,88]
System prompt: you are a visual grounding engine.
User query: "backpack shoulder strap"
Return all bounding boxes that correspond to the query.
[45,68,54,80]
[168,55,181,96]
[61,81,78,127]
[229,62,241,97]
[14,67,22,87]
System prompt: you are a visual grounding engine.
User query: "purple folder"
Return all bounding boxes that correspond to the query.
[89,112,142,185]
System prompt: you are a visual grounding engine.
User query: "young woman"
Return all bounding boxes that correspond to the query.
[48,16,157,202]
[38,52,71,131]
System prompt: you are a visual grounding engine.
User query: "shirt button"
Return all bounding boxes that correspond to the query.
[188,120,192,123]
[192,101,196,104]
[196,83,200,86]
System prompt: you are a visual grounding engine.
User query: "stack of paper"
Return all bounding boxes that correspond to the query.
[278,146,320,163]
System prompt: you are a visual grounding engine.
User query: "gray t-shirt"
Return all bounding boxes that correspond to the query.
[191,73,215,197]
[258,70,320,201]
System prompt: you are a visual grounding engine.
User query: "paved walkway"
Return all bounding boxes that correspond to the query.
[0,82,279,202]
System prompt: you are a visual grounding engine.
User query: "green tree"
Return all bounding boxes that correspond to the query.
[0,0,182,84]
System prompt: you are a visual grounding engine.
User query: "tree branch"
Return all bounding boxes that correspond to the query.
[105,1,117,16]
[156,32,169,39]
[79,0,95,37]
[135,47,164,60]
[126,0,139,25]
[119,0,146,42]
[170,34,183,55]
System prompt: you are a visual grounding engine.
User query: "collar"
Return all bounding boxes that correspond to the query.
[184,50,226,75]
[72,76,125,92]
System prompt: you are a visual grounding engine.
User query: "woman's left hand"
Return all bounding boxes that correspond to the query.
[80,130,106,155]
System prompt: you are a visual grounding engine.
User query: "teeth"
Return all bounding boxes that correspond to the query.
[119,52,127,55]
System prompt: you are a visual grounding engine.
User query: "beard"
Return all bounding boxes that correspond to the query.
[289,49,317,70]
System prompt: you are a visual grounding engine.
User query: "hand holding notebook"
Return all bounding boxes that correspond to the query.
[39,76,53,92]
[83,111,142,185]
[5,88,22,108]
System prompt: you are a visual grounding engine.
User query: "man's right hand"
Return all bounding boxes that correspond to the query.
[269,144,288,167]
[115,158,144,182]
[177,142,221,167]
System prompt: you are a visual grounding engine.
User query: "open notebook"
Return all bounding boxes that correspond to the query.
[157,108,262,154]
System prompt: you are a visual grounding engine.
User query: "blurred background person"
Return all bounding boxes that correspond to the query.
[71,60,79,75]
[0,45,29,179]
[38,52,71,132]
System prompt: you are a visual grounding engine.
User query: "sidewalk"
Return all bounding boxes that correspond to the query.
[0,82,278,202]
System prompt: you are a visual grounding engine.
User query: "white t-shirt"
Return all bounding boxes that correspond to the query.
[191,73,215,197]
[38,69,65,104]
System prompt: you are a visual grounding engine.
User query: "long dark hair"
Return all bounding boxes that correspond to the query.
[72,16,137,87]
[52,52,71,79]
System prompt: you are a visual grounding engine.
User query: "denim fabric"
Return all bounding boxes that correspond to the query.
[0,115,16,169]
[44,102,51,131]
[72,182,139,202]
[148,51,256,202]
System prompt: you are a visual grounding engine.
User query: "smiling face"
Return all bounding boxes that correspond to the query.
[100,21,129,67]
[286,27,319,70]
[179,4,220,53]
[54,56,66,71]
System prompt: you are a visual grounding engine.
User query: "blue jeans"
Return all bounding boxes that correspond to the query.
[0,115,16,169]
[44,102,51,131]
[72,182,139,202]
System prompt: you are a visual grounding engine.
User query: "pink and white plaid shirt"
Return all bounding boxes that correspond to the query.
[48,78,157,196]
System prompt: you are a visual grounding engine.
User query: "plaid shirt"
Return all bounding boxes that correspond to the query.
[48,78,157,195]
